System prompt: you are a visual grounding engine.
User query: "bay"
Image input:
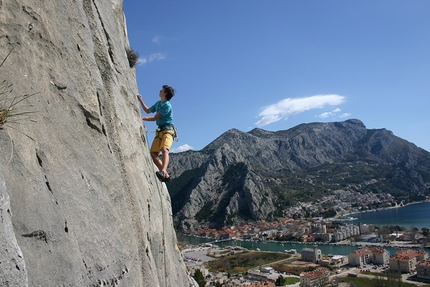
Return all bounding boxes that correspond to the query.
[351,201,430,229]
[179,201,430,256]
[179,235,411,256]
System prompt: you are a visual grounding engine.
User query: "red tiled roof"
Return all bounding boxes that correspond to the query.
[352,247,372,256]
[352,247,387,256]
[391,255,415,262]
[369,247,386,254]
[417,260,430,267]
[301,267,330,279]
[393,249,428,260]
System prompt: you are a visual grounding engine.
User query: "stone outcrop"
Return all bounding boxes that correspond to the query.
[0,1,195,286]
[168,119,430,231]
[0,166,28,286]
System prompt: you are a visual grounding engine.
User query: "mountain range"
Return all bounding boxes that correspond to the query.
[167,119,430,232]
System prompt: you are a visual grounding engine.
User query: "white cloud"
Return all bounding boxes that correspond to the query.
[255,94,346,127]
[137,57,147,65]
[148,52,166,61]
[339,113,352,118]
[137,52,166,66]
[318,111,333,119]
[317,108,343,119]
[152,36,161,43]
[171,144,193,153]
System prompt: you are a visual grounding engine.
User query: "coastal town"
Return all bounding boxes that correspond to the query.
[180,190,430,286]
[184,189,429,245]
[184,238,430,286]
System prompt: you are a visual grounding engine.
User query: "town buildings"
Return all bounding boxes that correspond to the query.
[389,250,429,273]
[416,259,430,280]
[301,245,322,263]
[299,267,330,287]
[348,247,390,267]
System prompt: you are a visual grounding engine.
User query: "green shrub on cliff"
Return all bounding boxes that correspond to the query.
[0,50,36,138]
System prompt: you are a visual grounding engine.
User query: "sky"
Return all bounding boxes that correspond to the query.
[123,1,430,153]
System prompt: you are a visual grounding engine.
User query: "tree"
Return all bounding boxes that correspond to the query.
[192,269,206,287]
[376,226,391,240]
[386,272,402,287]
[408,227,419,243]
[275,275,284,286]
[422,228,430,247]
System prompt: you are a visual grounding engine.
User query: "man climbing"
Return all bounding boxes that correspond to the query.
[137,85,176,182]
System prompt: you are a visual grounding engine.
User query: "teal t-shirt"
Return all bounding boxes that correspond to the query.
[149,100,174,128]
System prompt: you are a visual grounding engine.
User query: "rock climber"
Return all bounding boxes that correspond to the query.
[137,85,176,182]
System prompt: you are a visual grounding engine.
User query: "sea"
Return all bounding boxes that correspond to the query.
[351,201,430,229]
[179,201,430,256]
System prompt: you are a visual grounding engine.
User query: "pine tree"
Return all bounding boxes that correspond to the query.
[192,269,206,287]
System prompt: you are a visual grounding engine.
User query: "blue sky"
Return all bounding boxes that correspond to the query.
[124,1,430,153]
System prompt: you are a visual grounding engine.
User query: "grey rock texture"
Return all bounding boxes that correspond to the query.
[0,1,195,286]
[0,166,28,287]
[168,119,430,231]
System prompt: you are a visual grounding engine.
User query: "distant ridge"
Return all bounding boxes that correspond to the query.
[167,119,430,232]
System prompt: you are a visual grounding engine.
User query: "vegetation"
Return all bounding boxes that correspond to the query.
[266,157,417,218]
[341,273,416,287]
[207,251,291,274]
[275,275,284,286]
[284,276,300,285]
[125,47,139,68]
[222,162,245,185]
[195,201,214,222]
[271,260,318,276]
[0,50,36,139]
[192,269,206,287]
[321,208,337,218]
[275,275,300,286]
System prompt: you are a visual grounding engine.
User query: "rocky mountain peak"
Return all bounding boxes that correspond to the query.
[168,119,430,232]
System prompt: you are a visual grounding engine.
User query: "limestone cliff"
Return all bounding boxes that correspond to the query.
[0,1,195,286]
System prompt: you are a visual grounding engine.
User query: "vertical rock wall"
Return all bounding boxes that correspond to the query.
[0,1,193,286]
[0,166,28,286]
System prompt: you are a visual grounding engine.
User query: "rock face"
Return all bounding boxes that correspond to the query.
[0,167,28,286]
[168,119,430,231]
[0,1,194,286]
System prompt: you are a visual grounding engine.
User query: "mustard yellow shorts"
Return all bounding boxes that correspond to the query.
[150,129,174,153]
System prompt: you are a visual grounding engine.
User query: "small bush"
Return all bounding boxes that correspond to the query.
[192,269,206,287]
[126,47,139,68]
[0,50,36,139]
[0,81,36,130]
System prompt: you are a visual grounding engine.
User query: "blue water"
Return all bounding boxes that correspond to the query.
[179,235,414,256]
[179,201,430,256]
[352,201,430,229]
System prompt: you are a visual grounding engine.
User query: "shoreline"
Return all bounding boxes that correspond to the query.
[181,235,430,251]
[343,199,430,218]
[179,200,430,252]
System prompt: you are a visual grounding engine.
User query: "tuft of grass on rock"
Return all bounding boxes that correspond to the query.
[0,50,37,139]
[126,47,139,68]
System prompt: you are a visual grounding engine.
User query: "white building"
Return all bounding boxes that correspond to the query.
[260,266,274,274]
[311,222,327,234]
[348,247,390,267]
[300,267,330,287]
[301,245,322,263]
[417,259,430,280]
[390,250,429,273]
